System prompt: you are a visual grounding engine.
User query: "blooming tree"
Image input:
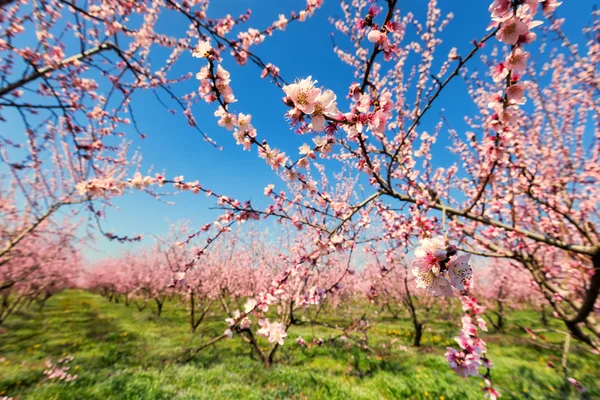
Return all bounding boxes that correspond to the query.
[2,0,598,397]
[472,259,540,331]
[0,222,82,325]
[366,256,438,347]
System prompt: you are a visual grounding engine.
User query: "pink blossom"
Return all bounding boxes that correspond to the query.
[413,269,453,297]
[356,93,371,113]
[567,377,586,393]
[225,310,241,327]
[411,236,447,275]
[274,14,288,30]
[264,184,275,196]
[174,271,185,281]
[506,83,526,105]
[483,386,501,400]
[239,317,252,330]
[214,107,237,130]
[43,357,78,382]
[216,65,230,81]
[299,143,313,156]
[505,47,530,72]
[257,319,288,345]
[541,0,562,16]
[448,254,473,291]
[282,77,321,115]
[488,0,512,21]
[244,298,257,313]
[445,347,481,377]
[367,29,389,50]
[309,89,338,132]
[347,83,361,100]
[192,39,212,58]
[261,63,280,79]
[492,63,509,83]
[258,145,288,170]
[428,273,454,297]
[455,333,486,356]
[236,113,253,131]
[497,17,528,45]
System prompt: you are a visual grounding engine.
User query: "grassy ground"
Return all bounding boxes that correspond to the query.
[0,290,597,399]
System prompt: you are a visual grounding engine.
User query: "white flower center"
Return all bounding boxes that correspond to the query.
[296,90,309,105]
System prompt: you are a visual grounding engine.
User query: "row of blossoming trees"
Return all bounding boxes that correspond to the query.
[0,187,83,325]
[0,0,598,397]
[84,223,541,362]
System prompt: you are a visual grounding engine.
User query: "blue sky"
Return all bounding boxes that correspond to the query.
[50,0,590,261]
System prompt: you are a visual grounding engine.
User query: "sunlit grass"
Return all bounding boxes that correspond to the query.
[0,290,597,399]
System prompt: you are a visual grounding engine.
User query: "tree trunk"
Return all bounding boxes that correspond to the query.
[37,293,51,312]
[155,298,163,318]
[496,299,504,332]
[525,252,600,350]
[540,304,548,326]
[403,267,423,347]
[289,307,300,325]
[413,322,423,347]
[386,302,400,319]
[26,297,35,309]
[0,293,9,325]
[263,355,272,369]
[190,291,196,332]
[135,299,147,312]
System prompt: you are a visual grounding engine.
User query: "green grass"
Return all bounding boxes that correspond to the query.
[0,291,597,399]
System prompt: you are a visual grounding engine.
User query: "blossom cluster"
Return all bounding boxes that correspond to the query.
[225,309,251,333]
[75,173,165,198]
[232,0,323,65]
[194,43,292,171]
[487,0,560,132]
[223,294,276,339]
[343,88,395,142]
[195,45,237,105]
[281,76,397,151]
[446,296,499,399]
[295,336,325,349]
[366,22,400,61]
[411,236,473,296]
[256,318,288,345]
[297,285,327,306]
[282,77,339,132]
[75,178,127,198]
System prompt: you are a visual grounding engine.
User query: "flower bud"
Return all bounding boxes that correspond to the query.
[282,96,294,107]
[446,245,457,257]
[434,249,448,261]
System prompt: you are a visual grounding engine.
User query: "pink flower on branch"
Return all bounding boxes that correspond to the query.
[412,238,472,297]
[448,254,473,291]
[497,16,528,45]
[506,82,526,105]
[282,76,321,115]
[505,47,530,72]
[367,29,390,50]
[257,318,288,345]
[309,89,339,132]
[445,347,481,377]
[411,236,447,275]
